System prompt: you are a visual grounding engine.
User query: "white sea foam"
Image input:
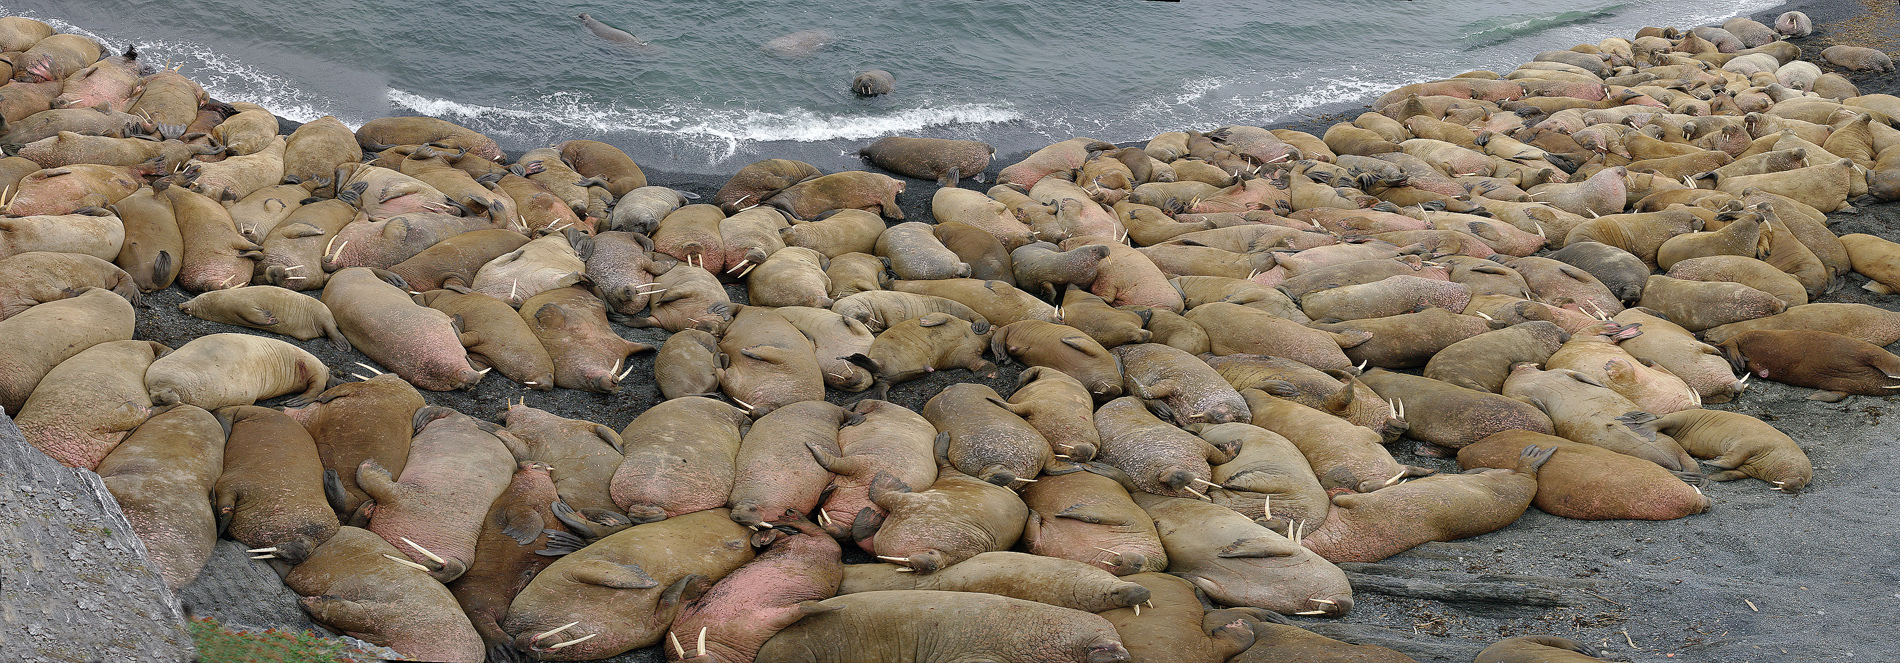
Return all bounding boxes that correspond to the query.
[388,88,1021,164]
[136,40,341,125]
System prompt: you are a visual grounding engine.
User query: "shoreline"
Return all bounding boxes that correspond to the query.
[10,0,1900,661]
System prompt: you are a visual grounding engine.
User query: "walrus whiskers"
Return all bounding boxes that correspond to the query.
[534,621,579,642]
[381,554,431,572]
[547,633,596,650]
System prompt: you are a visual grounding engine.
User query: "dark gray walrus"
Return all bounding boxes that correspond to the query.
[852,70,895,97]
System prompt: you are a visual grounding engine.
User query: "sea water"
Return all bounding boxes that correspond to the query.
[6,0,1783,173]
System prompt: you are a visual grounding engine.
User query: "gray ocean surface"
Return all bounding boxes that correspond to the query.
[8,0,1779,173]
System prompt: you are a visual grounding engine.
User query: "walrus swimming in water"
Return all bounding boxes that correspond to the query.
[577,13,658,52]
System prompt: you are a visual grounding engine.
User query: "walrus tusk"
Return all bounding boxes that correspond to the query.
[726,259,750,274]
[249,554,276,560]
[326,240,349,261]
[547,633,597,650]
[1053,454,1071,460]
[1294,610,1327,615]
[817,509,832,527]
[349,373,371,381]
[1393,398,1405,421]
[1473,310,1494,321]
[401,537,446,566]
[1355,360,1368,371]
[1133,603,1140,616]
[636,288,666,296]
[354,362,384,375]
[669,631,687,659]
[535,621,579,642]
[698,627,707,657]
[509,279,518,302]
[523,380,539,386]
[729,395,755,412]
[1014,477,1037,483]
[247,547,279,554]
[1310,598,1337,605]
[1191,478,1222,489]
[381,554,431,573]
[475,367,492,376]
[281,264,304,272]
[1183,485,1209,500]
[738,263,758,279]
[1092,546,1120,556]
[616,361,637,382]
[876,555,911,565]
[1382,470,1405,487]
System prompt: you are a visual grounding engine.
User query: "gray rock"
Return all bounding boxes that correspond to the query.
[0,410,196,662]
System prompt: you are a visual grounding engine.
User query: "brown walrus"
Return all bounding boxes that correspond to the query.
[1301,446,1553,563]
[215,405,340,567]
[859,136,994,186]
[13,339,169,470]
[97,404,225,589]
[1718,329,1900,401]
[1458,430,1709,521]
[1619,409,1811,492]
[284,527,486,662]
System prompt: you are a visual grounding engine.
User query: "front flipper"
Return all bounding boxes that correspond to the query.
[568,559,659,589]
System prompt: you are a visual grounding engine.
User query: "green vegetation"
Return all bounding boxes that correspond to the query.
[186,617,387,663]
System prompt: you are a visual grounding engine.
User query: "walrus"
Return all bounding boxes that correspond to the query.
[145,332,330,411]
[1610,307,1746,404]
[624,263,735,335]
[577,13,657,51]
[0,251,138,321]
[214,405,340,566]
[727,400,854,528]
[1775,11,1812,37]
[13,339,169,470]
[996,366,1103,462]
[519,286,653,393]
[281,115,359,196]
[1133,491,1353,616]
[1423,321,1569,393]
[666,514,842,663]
[1312,308,1495,371]
[810,399,939,543]
[1499,363,1696,472]
[108,186,183,292]
[1098,574,1257,663]
[933,221,1016,284]
[502,509,755,660]
[1840,233,1900,294]
[252,199,360,291]
[714,159,822,213]
[1637,274,1785,332]
[990,320,1124,399]
[178,286,349,350]
[1242,390,1432,493]
[850,69,895,97]
[767,170,906,220]
[322,267,484,391]
[824,251,888,300]
[762,28,834,58]
[718,305,826,415]
[1459,430,1708,521]
[446,460,568,648]
[755,590,1131,663]
[1301,446,1552,563]
[780,208,887,258]
[1201,422,1330,530]
[414,288,554,390]
[1189,303,1361,371]
[869,456,1030,574]
[559,139,648,197]
[747,246,833,308]
[97,404,225,590]
[361,406,518,583]
[860,136,992,186]
[841,551,1149,613]
[280,373,422,521]
[354,116,502,161]
[850,312,995,398]
[1019,465,1165,576]
[157,179,260,293]
[609,187,690,234]
[1093,396,1233,500]
[652,329,726,400]
[1718,329,1900,401]
[1476,635,1613,662]
[1666,255,1806,308]
[0,287,135,415]
[1202,355,1401,441]
[1543,321,1700,415]
[284,527,486,662]
[1357,369,1554,450]
[1701,302,1900,347]
[1620,409,1809,492]
[611,397,752,523]
[497,404,628,533]
[923,382,1055,489]
[1,209,127,262]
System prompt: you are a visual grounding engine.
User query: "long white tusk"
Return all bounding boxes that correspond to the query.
[1133,603,1141,616]
[509,279,518,302]
[876,555,911,565]
[617,361,637,382]
[246,547,279,554]
[698,627,707,657]
[349,373,371,381]
[381,554,431,573]
[726,259,749,274]
[249,554,276,559]
[1294,610,1327,615]
[670,631,687,659]
[1382,470,1405,487]
[730,395,755,411]
[354,361,385,375]
[535,621,579,642]
[401,537,446,566]
[1474,310,1494,320]
[1184,485,1209,500]
[547,633,597,650]
[1192,478,1221,489]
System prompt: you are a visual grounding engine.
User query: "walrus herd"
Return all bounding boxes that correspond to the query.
[0,8,1890,662]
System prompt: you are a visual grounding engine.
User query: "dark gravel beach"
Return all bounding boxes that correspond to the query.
[81,0,1900,661]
